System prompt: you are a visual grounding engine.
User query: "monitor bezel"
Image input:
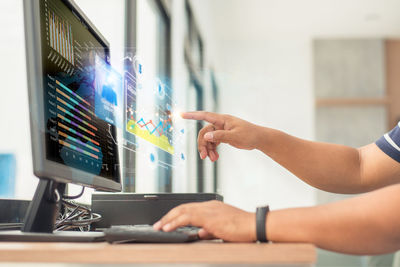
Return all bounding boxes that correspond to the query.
[24,0,121,192]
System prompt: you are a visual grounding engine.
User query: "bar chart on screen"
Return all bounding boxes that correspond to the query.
[44,0,75,75]
[47,10,74,64]
[48,74,103,173]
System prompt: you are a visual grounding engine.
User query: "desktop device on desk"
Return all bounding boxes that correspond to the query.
[92,192,223,228]
[0,0,121,242]
[0,0,221,243]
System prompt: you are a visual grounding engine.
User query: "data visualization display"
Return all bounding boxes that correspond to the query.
[125,72,174,155]
[40,0,119,182]
[48,9,75,65]
[122,56,188,173]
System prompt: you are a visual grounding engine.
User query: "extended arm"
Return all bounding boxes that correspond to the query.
[182,111,400,193]
[257,127,400,193]
[153,111,400,254]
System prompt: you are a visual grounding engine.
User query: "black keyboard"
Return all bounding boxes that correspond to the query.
[103,224,200,243]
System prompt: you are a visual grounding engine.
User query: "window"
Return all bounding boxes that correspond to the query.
[184,0,205,192]
[125,0,172,192]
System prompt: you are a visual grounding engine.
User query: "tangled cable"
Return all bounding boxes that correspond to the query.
[54,187,101,231]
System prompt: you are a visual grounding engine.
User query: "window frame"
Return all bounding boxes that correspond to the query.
[184,0,205,192]
[124,0,172,192]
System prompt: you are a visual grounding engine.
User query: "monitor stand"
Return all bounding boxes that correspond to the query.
[0,179,104,242]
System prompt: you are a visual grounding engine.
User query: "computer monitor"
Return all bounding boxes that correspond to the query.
[22,0,121,234]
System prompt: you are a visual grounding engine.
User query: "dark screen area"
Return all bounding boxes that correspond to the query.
[39,0,120,183]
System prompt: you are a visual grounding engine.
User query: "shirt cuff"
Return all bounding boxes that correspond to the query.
[375,124,400,163]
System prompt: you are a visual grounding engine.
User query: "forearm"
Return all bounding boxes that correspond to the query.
[266,184,400,255]
[256,126,364,193]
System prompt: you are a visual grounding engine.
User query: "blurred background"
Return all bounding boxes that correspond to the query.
[1,0,400,266]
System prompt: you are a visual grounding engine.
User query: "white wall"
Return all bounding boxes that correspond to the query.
[0,0,36,199]
[191,0,400,211]
[214,39,315,211]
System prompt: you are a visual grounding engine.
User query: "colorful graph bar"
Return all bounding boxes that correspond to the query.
[56,97,91,121]
[59,140,98,160]
[56,80,91,107]
[58,122,100,146]
[56,88,93,116]
[57,114,95,137]
[57,105,97,131]
[48,10,74,65]
[58,131,99,153]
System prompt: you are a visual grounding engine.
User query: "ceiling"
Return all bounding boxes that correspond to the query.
[193,0,400,42]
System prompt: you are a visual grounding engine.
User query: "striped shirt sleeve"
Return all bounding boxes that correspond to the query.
[376,122,400,163]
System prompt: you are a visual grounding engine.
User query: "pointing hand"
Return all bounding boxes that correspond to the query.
[182,111,262,161]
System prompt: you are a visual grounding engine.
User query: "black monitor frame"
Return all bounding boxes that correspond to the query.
[22,0,121,234]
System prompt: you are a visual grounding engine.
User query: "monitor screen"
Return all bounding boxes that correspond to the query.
[37,0,120,185]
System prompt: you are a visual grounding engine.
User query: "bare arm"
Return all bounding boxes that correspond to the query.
[154,184,400,255]
[267,183,400,254]
[258,127,400,193]
[182,111,400,193]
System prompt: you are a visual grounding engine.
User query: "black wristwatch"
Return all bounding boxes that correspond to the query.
[256,205,270,242]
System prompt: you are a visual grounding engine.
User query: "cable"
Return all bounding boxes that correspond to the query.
[62,186,85,200]
[55,199,101,232]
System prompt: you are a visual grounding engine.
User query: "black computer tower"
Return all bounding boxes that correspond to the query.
[92,193,223,228]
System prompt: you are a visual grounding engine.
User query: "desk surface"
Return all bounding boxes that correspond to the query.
[0,241,316,265]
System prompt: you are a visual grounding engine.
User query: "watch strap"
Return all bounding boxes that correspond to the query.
[256,205,270,242]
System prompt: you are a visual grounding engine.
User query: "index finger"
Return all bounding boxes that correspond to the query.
[181,111,225,128]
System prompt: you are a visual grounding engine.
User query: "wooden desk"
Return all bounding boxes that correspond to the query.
[0,241,316,266]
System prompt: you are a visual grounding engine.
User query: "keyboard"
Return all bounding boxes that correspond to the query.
[103,224,200,243]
